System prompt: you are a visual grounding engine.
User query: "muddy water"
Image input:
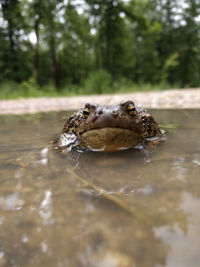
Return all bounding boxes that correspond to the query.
[0,110,200,267]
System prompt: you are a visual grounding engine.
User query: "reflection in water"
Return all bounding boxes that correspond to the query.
[0,110,200,266]
[39,190,53,226]
[21,234,29,243]
[193,159,200,166]
[155,193,200,267]
[0,193,24,211]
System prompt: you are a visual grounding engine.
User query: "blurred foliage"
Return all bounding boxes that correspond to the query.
[84,69,112,94]
[0,0,200,98]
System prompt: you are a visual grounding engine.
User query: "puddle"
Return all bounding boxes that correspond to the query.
[0,109,200,266]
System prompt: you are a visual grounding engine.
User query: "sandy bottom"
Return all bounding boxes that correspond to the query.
[0,88,200,114]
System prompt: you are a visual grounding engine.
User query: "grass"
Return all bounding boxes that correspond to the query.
[0,78,180,100]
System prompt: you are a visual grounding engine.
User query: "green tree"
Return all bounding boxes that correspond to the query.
[57,0,93,86]
[179,0,200,86]
[86,0,135,79]
[1,0,200,96]
[0,0,31,82]
[150,0,200,86]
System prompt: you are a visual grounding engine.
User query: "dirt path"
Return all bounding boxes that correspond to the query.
[0,88,200,115]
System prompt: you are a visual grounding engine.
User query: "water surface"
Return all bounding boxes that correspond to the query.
[0,110,200,267]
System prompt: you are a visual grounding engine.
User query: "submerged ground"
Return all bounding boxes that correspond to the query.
[0,88,200,114]
[0,109,200,266]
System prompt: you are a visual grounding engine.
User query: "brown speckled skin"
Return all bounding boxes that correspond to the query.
[61,101,162,139]
[54,101,163,151]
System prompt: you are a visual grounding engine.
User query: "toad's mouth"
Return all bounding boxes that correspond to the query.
[80,127,141,152]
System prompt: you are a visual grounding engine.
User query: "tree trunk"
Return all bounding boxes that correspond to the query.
[34,16,39,80]
[47,0,59,89]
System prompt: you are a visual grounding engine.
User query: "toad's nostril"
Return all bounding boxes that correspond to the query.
[92,115,98,122]
[112,112,118,118]
[98,110,103,115]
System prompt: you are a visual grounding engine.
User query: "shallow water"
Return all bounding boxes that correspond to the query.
[0,110,200,267]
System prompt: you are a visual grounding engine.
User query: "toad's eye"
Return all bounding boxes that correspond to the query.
[83,107,90,118]
[127,103,136,116]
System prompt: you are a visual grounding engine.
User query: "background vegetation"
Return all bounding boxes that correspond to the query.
[0,0,200,99]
